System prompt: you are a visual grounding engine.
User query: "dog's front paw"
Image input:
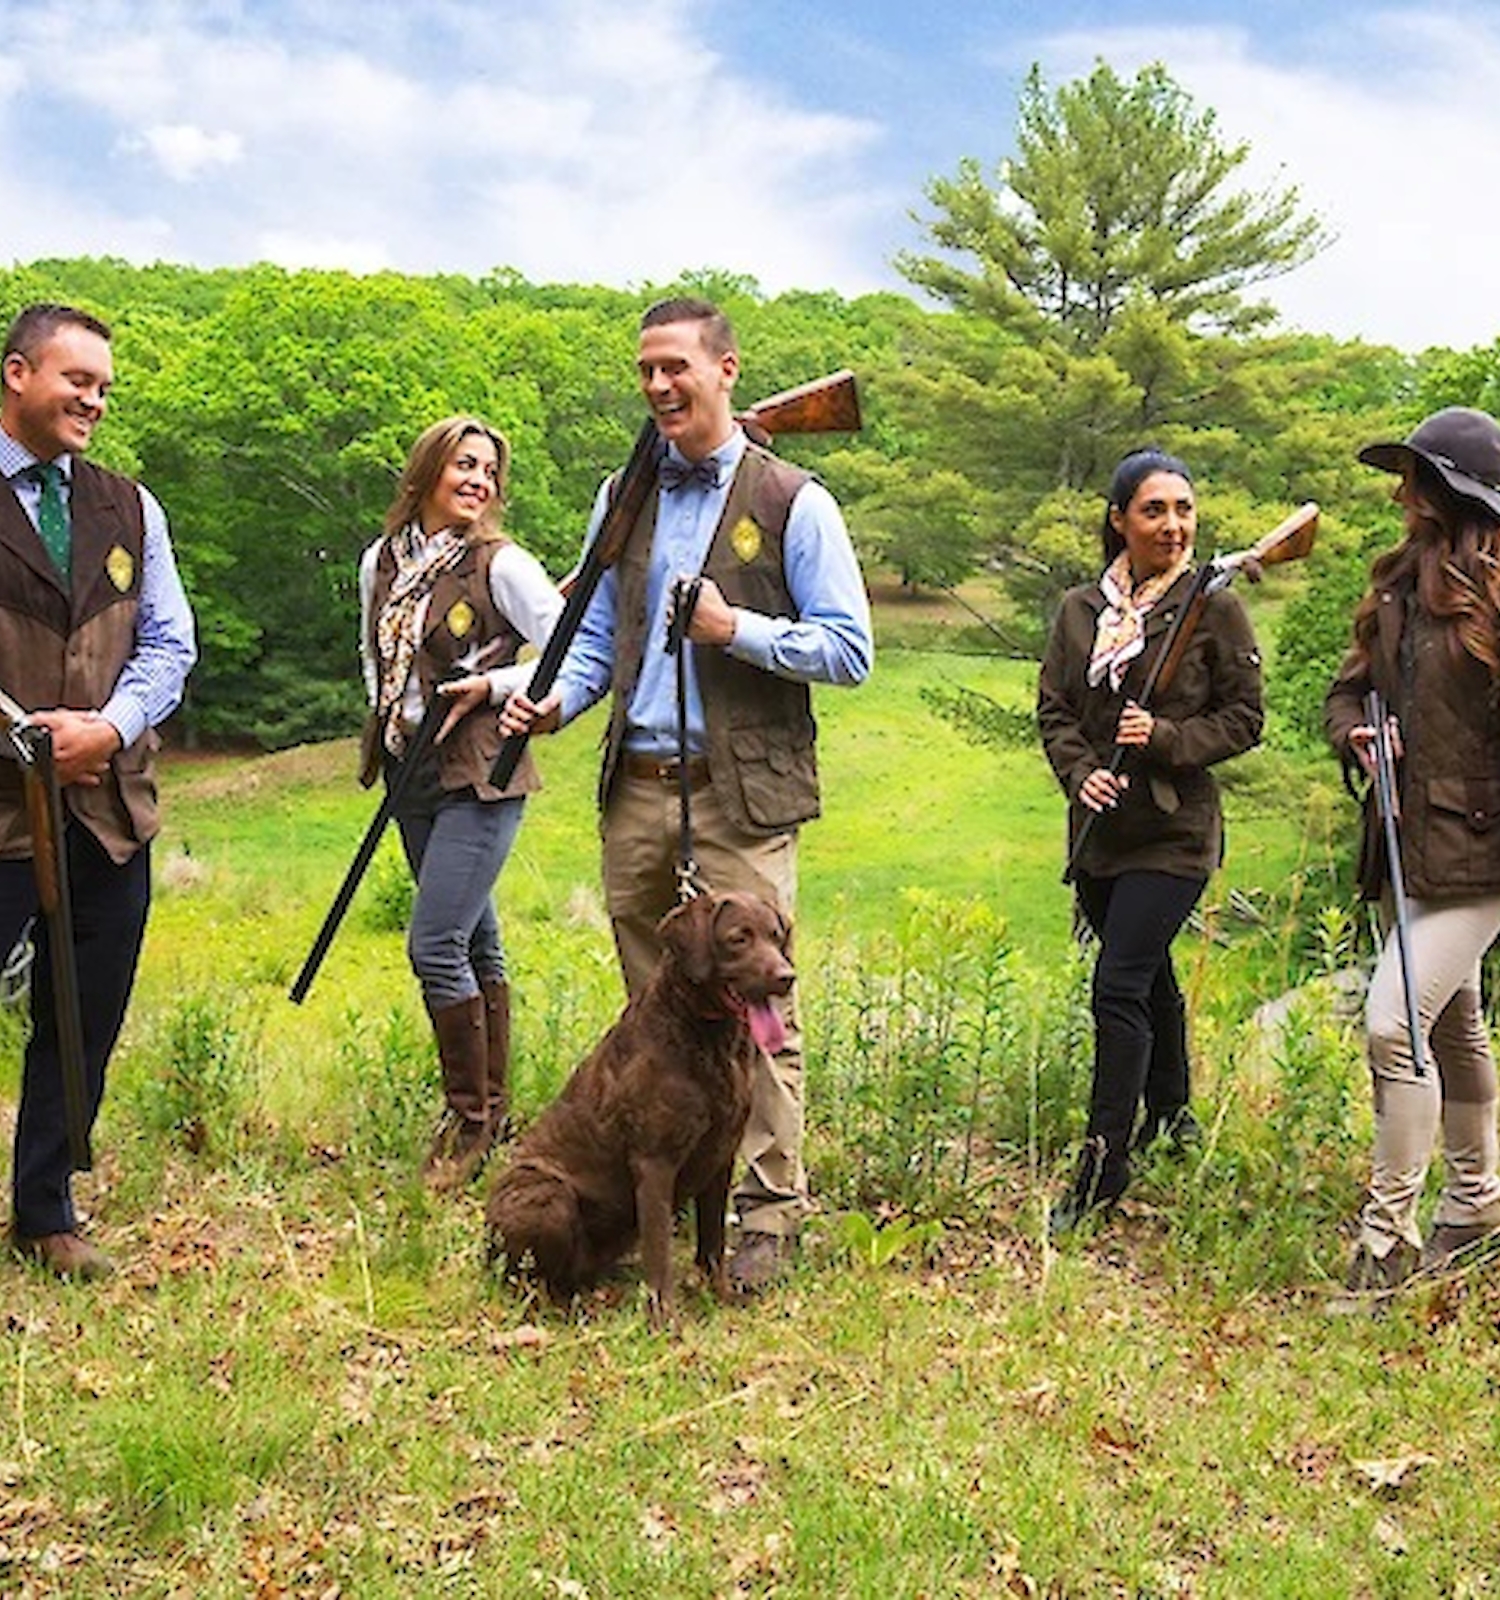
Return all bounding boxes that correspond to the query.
[645,1287,679,1333]
[700,1257,733,1304]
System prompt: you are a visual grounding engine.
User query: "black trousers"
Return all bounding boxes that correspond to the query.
[2,826,150,1238]
[1074,869,1205,1196]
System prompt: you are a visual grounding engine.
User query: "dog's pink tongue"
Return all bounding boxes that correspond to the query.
[748,1000,785,1056]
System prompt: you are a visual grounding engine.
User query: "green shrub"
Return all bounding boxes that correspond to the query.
[121,989,262,1158]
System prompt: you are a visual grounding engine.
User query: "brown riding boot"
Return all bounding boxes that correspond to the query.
[421,995,495,1193]
[481,979,512,1142]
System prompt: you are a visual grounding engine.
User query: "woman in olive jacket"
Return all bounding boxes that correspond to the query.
[1038,449,1264,1236]
[1324,407,1500,1291]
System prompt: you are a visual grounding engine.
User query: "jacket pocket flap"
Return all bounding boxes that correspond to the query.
[1429,776,1500,832]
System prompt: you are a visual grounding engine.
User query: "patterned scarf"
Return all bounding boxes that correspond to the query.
[1087,550,1191,691]
[375,523,469,755]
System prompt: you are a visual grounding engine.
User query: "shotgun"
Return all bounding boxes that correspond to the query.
[0,685,92,1169]
[289,631,516,1005]
[1063,501,1319,883]
[486,368,862,793]
[1363,688,1425,1078]
[288,694,446,1005]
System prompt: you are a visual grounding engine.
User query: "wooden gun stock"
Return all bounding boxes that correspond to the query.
[1217,501,1320,579]
[738,369,862,440]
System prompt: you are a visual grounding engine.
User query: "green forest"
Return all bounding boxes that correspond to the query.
[5,59,1500,755]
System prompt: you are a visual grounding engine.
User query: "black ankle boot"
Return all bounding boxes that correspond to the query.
[1049,1136,1127,1240]
[1133,1105,1204,1156]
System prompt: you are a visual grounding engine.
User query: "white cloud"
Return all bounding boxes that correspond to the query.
[0,0,882,294]
[255,230,394,274]
[127,124,245,182]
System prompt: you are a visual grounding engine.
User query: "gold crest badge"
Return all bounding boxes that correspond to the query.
[730,517,762,564]
[106,545,134,592]
[446,599,476,639]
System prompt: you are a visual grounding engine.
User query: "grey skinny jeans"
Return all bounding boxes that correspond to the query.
[395,795,525,1011]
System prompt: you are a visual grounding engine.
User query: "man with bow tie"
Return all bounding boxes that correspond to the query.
[0,302,196,1280]
[501,295,872,1292]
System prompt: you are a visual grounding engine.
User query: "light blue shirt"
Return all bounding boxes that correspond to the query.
[0,428,197,746]
[556,427,873,756]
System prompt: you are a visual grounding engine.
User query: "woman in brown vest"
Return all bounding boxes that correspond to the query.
[359,417,562,1190]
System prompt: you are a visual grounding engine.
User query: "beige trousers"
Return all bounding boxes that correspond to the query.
[1361,892,1500,1255]
[602,770,809,1238]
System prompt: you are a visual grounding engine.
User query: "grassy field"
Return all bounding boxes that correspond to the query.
[3,642,1499,1597]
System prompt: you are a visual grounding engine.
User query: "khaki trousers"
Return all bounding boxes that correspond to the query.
[602,770,809,1238]
[1361,892,1500,1255]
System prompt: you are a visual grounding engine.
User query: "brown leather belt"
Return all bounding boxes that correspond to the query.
[621,752,711,785]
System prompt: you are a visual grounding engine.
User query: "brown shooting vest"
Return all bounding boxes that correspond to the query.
[601,444,820,837]
[0,458,156,863]
[365,537,540,800]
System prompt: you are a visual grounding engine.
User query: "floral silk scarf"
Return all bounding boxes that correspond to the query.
[375,523,468,756]
[1086,550,1191,692]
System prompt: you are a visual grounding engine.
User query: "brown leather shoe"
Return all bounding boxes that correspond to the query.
[727,1231,796,1295]
[12,1230,115,1281]
[420,1113,497,1193]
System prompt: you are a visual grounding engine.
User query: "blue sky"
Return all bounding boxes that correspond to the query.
[3,0,1497,351]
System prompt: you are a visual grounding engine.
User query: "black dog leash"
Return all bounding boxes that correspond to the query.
[668,576,708,904]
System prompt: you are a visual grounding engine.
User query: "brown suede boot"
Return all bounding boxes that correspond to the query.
[481,979,512,1142]
[421,994,495,1193]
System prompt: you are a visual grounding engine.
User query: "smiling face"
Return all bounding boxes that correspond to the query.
[419,430,501,535]
[636,318,738,462]
[1,322,113,461]
[1110,470,1196,581]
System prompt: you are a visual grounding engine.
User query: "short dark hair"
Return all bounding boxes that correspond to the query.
[3,303,113,365]
[639,296,737,357]
[1101,447,1194,562]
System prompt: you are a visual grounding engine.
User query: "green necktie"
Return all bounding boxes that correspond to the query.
[32,462,71,581]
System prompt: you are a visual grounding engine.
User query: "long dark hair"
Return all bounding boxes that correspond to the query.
[1100,448,1194,563]
[1351,460,1500,677]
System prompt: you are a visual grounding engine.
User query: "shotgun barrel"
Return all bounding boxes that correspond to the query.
[1364,688,1425,1078]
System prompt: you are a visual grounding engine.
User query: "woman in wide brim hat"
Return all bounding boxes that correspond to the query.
[1325,405,1500,1291]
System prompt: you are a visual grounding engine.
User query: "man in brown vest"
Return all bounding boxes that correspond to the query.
[1,303,197,1279]
[502,297,872,1291]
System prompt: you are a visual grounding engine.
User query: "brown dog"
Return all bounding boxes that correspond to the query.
[485,891,794,1326]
